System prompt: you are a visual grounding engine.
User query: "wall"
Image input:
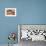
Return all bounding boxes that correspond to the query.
[0,0,46,44]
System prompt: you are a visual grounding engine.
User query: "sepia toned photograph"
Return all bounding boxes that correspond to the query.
[5,8,16,16]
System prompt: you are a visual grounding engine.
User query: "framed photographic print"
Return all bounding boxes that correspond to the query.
[5,8,16,17]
